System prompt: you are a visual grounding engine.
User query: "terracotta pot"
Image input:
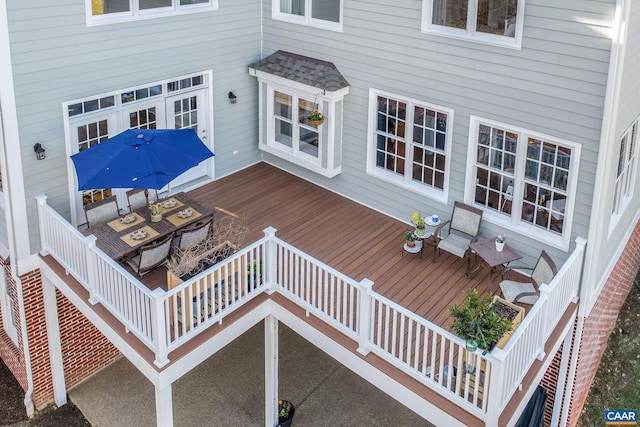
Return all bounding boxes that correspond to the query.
[407,240,415,248]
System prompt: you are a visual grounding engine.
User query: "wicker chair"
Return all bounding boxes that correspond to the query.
[499,251,557,305]
[84,196,120,228]
[433,201,483,262]
[123,234,173,276]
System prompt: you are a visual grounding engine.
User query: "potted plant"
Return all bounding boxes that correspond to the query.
[449,289,517,351]
[149,200,162,222]
[307,110,325,126]
[278,399,295,427]
[403,230,416,248]
[411,212,427,237]
[495,233,506,252]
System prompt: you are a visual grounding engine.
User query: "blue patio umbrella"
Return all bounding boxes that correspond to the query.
[71,128,214,190]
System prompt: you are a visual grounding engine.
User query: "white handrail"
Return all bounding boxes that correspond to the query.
[36,195,585,421]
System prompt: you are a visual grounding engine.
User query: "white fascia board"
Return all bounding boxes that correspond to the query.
[248,68,349,101]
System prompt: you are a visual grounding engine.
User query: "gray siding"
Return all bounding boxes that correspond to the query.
[7,0,262,254]
[261,0,617,265]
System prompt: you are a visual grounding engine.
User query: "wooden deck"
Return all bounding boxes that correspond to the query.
[142,162,508,332]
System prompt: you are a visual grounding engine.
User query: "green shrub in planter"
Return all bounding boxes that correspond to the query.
[449,289,513,351]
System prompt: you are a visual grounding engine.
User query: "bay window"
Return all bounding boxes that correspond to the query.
[465,116,580,250]
[367,90,453,203]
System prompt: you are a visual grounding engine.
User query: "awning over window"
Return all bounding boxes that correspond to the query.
[249,50,349,94]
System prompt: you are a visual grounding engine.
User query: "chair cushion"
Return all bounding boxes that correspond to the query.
[499,280,538,305]
[438,234,471,258]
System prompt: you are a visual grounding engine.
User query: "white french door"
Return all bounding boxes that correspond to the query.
[69,113,120,224]
[67,77,212,227]
[164,89,208,189]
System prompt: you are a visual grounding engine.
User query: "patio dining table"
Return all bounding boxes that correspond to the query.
[83,192,216,261]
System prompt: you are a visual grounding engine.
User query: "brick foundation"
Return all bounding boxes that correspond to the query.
[564,220,640,426]
[1,263,121,410]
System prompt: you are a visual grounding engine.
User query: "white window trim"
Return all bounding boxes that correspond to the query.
[366,89,453,204]
[609,117,639,232]
[421,0,524,49]
[273,0,343,32]
[464,115,580,251]
[86,0,218,26]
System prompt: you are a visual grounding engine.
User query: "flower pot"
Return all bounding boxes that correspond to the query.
[308,117,324,126]
[495,240,505,252]
[414,227,425,237]
[406,240,415,248]
[151,212,163,222]
[278,401,295,427]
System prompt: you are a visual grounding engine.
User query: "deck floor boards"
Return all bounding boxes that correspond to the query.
[183,162,499,330]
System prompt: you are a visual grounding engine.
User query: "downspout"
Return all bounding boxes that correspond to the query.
[14,274,35,417]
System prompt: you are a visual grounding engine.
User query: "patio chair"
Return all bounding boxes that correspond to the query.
[84,196,120,228]
[433,201,483,262]
[126,189,159,211]
[173,217,213,250]
[122,234,173,277]
[499,250,557,305]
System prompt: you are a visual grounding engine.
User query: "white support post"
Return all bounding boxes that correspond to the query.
[151,288,169,368]
[356,278,374,355]
[485,348,507,427]
[265,315,279,427]
[42,276,67,407]
[35,194,50,256]
[85,236,99,304]
[155,382,173,427]
[263,227,277,295]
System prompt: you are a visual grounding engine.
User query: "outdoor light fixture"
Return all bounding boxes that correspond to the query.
[228,91,237,104]
[34,143,46,160]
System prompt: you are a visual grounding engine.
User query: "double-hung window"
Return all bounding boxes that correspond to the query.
[87,0,217,25]
[367,90,453,203]
[422,0,523,48]
[612,118,638,221]
[274,0,343,31]
[465,116,580,250]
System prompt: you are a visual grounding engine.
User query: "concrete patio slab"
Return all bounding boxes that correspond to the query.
[69,322,434,426]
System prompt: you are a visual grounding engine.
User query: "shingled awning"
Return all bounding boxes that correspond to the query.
[249,50,349,93]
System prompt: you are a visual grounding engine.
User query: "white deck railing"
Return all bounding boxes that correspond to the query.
[36,195,585,421]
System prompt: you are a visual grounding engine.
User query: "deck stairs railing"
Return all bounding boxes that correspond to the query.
[36,195,585,424]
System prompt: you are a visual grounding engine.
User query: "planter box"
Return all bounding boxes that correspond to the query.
[493,296,525,349]
[167,241,239,329]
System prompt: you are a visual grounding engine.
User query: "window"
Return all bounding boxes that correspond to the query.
[423,0,523,48]
[274,0,342,31]
[87,0,217,25]
[466,116,580,250]
[273,91,322,159]
[367,90,453,203]
[612,119,638,218]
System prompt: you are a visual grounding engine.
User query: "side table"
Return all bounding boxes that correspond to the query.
[467,238,523,291]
